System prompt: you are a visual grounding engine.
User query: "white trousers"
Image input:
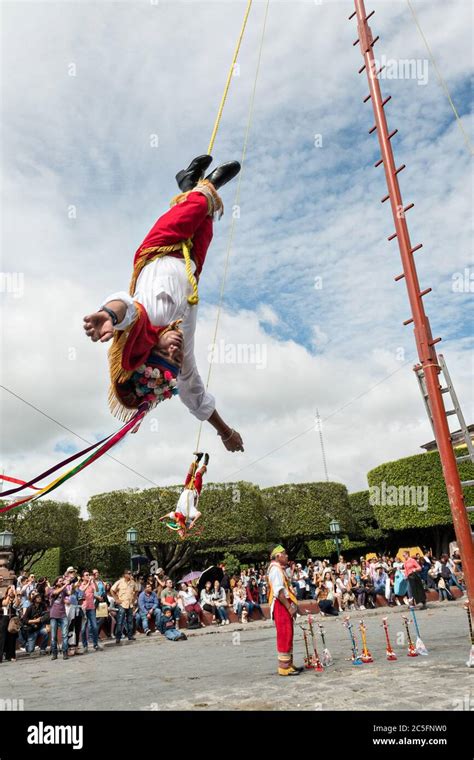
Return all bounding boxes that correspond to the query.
[103,256,215,421]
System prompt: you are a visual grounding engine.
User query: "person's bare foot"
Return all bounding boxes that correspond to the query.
[83,311,115,343]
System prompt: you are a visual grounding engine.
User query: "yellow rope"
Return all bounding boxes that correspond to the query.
[406,0,473,157]
[182,238,199,305]
[195,0,271,453]
[207,0,254,156]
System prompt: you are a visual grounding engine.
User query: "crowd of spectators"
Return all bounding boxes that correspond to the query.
[0,546,464,663]
[286,549,465,615]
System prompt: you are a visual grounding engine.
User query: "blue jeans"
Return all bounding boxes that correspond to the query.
[26,626,49,653]
[136,609,162,632]
[81,609,99,648]
[50,617,69,654]
[162,606,181,623]
[448,574,464,592]
[215,605,229,621]
[116,606,134,640]
[235,602,249,618]
[246,601,263,618]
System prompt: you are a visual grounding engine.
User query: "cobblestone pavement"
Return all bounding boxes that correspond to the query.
[1,600,472,711]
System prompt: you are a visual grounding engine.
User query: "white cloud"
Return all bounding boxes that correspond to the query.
[1,0,472,517]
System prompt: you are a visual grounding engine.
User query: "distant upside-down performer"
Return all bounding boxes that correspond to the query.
[159,452,209,539]
[83,156,243,453]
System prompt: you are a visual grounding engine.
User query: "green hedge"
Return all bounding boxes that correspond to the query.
[367,449,474,530]
[261,481,353,540]
[27,547,62,581]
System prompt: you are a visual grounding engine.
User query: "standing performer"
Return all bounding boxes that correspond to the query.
[267,545,303,676]
[83,156,244,453]
[159,452,209,539]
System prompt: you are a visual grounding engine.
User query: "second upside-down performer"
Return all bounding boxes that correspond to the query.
[159,452,209,539]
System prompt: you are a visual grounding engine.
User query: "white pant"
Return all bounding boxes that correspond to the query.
[104,256,215,421]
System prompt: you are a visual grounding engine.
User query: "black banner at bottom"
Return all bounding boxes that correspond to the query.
[0,710,471,757]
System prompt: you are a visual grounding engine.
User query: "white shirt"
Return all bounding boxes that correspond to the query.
[268,563,290,617]
[103,256,215,421]
[175,488,199,519]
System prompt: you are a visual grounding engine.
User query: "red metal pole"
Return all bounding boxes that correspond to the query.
[350,0,474,619]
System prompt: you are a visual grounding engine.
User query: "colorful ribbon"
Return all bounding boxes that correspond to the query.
[0,405,147,514]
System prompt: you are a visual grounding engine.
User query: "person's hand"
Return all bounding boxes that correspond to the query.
[289,602,298,618]
[219,428,244,452]
[156,329,184,367]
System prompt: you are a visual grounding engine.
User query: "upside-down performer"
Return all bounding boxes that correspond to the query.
[267,545,303,677]
[159,452,209,539]
[83,156,244,453]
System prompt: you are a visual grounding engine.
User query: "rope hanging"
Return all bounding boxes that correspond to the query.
[194,0,270,453]
[207,0,254,156]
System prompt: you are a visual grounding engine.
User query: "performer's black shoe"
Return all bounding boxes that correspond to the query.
[203,453,209,467]
[289,665,305,673]
[205,161,241,190]
[176,155,213,192]
[193,452,204,463]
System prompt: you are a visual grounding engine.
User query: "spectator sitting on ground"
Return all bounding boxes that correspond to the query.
[212,580,230,625]
[233,579,250,622]
[158,607,187,641]
[160,579,182,629]
[137,582,162,635]
[178,582,204,627]
[246,577,264,620]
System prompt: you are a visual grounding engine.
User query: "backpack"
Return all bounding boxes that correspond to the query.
[186,610,200,630]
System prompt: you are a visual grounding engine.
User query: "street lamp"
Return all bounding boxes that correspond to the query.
[329,519,341,559]
[126,528,138,570]
[0,530,15,600]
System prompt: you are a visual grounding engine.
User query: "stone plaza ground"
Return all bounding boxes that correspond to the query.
[2,599,472,712]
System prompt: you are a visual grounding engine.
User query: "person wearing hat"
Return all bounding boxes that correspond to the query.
[83,157,243,454]
[267,545,303,676]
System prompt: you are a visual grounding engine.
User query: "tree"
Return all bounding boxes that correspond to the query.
[367,449,474,556]
[261,482,353,556]
[0,501,80,573]
[86,481,268,576]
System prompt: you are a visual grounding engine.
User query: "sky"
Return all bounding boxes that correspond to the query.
[1,0,473,518]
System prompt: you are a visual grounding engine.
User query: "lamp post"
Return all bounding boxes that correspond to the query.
[126,528,138,571]
[329,519,341,560]
[0,530,15,600]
